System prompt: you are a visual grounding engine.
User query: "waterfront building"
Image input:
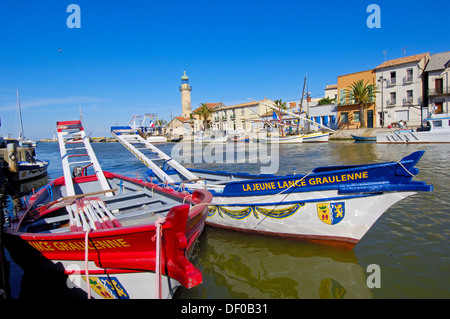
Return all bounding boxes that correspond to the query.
[324,84,338,100]
[192,102,225,132]
[166,116,191,138]
[374,53,430,127]
[281,97,338,131]
[337,69,377,129]
[424,51,450,116]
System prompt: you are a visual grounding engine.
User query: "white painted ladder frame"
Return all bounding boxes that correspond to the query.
[111,129,199,184]
[57,120,112,197]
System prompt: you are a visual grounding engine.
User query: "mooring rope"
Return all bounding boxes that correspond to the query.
[84,228,92,299]
[154,216,166,299]
[396,161,415,177]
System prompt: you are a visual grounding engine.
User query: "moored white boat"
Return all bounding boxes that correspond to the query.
[194,131,229,143]
[258,134,304,144]
[1,138,49,182]
[146,135,167,143]
[18,159,49,181]
[377,113,450,143]
[302,131,330,142]
[254,131,329,143]
[2,121,212,299]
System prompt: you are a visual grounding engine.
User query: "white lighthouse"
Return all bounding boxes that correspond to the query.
[179,71,192,118]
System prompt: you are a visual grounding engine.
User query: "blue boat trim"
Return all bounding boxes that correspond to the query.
[144,151,433,197]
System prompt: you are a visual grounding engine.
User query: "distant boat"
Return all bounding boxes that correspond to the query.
[303,132,330,142]
[257,131,329,143]
[258,134,304,143]
[18,159,49,181]
[129,113,167,143]
[194,131,228,143]
[1,137,49,182]
[377,113,450,143]
[253,99,333,144]
[16,90,37,147]
[146,135,167,143]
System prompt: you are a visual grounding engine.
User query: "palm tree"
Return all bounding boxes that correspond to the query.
[193,103,215,131]
[155,119,167,134]
[345,80,378,128]
[274,99,287,137]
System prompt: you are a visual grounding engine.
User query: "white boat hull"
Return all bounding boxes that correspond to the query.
[194,136,229,143]
[146,135,167,143]
[258,132,329,143]
[18,160,49,181]
[303,132,330,142]
[259,135,303,143]
[377,130,450,143]
[207,191,415,248]
[59,260,181,299]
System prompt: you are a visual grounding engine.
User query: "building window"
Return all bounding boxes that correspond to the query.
[368,86,374,102]
[390,71,396,85]
[341,112,349,123]
[406,68,413,83]
[339,89,346,104]
[354,111,360,122]
[389,92,396,105]
[433,120,442,127]
[348,92,354,105]
[435,78,444,94]
[405,90,413,104]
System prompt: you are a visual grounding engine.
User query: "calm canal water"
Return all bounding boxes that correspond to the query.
[3,140,449,299]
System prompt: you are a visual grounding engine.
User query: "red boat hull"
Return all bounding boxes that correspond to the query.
[3,172,212,298]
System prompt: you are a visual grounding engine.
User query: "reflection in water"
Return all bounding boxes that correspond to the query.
[176,227,372,299]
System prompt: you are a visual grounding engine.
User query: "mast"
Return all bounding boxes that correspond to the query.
[17,90,24,140]
[297,75,307,134]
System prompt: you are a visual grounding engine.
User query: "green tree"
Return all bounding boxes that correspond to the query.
[194,103,215,130]
[155,119,167,127]
[345,80,378,128]
[318,97,336,105]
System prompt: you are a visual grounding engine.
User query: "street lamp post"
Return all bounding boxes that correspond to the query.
[377,75,386,127]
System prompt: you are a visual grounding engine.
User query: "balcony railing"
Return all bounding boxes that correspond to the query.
[387,79,396,86]
[387,99,396,107]
[403,97,414,105]
[403,76,413,84]
[428,87,450,96]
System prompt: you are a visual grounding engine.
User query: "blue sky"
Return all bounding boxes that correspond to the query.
[0,0,448,139]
